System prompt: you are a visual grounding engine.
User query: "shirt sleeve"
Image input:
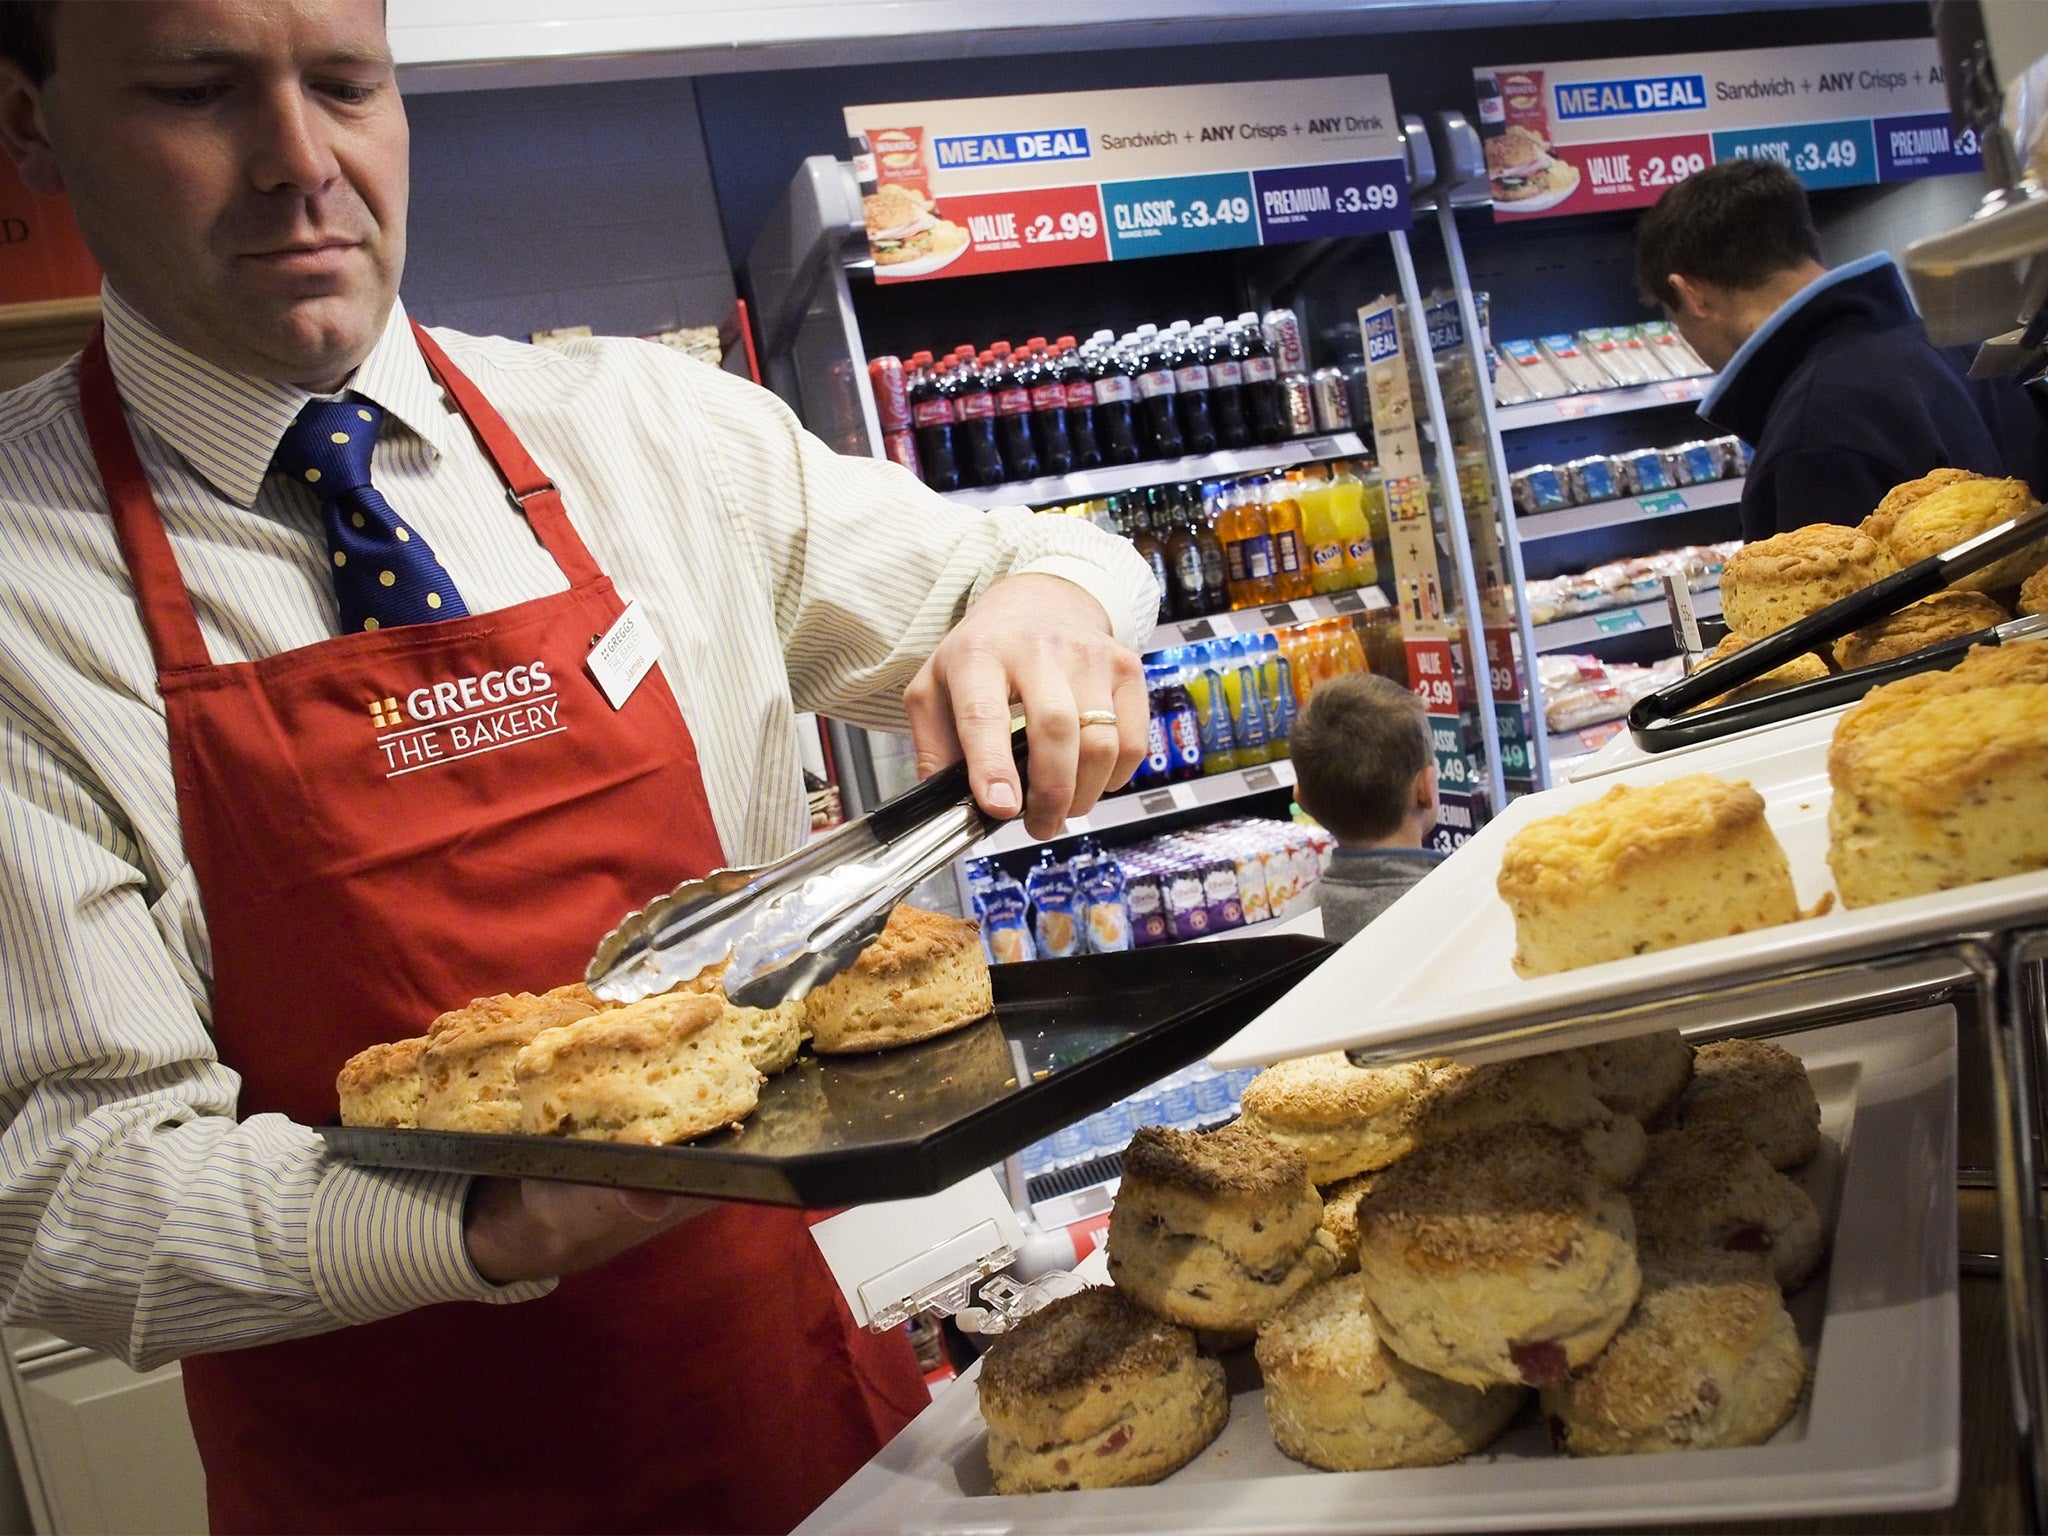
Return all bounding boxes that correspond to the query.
[0,712,548,1371]
[684,361,1160,730]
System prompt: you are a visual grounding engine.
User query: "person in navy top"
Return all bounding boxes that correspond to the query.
[1636,159,2005,542]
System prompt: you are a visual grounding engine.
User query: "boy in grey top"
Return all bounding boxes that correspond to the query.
[1289,673,1445,944]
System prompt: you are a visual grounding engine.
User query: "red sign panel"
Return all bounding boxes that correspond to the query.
[872,183,1108,283]
[1494,132,1713,219]
[1405,637,1459,715]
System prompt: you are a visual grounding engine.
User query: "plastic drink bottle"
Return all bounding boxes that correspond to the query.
[1132,325,1184,459]
[907,351,960,492]
[1236,311,1288,445]
[986,343,1041,481]
[1086,330,1142,466]
[1326,463,1377,589]
[1263,473,1314,601]
[1053,337,1102,470]
[1298,468,1346,593]
[1183,642,1239,774]
[949,345,1006,487]
[1224,637,1273,764]
[1167,320,1217,456]
[1218,482,1277,609]
[1256,632,1296,753]
[1020,337,1074,476]
[1202,317,1250,449]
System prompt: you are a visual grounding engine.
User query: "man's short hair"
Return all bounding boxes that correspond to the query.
[1634,159,1822,310]
[1288,671,1431,843]
[0,2,53,84]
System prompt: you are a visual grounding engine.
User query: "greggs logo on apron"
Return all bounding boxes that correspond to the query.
[367,659,565,776]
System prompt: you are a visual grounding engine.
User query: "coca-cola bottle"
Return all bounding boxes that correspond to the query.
[950,344,1006,487]
[986,342,1041,481]
[1132,324,1184,460]
[1086,329,1142,466]
[1235,312,1288,446]
[1200,318,1249,450]
[907,350,959,492]
[1053,335,1101,470]
[1019,337,1073,477]
[1167,320,1217,456]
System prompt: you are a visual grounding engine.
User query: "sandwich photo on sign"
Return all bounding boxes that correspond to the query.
[859,125,971,275]
[1486,125,1580,207]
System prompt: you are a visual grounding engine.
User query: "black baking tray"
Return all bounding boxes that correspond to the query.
[317,933,1333,1207]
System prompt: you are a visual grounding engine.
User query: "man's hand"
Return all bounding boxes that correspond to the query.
[903,572,1149,840]
[464,1177,714,1285]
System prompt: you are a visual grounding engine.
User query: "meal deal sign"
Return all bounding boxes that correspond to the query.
[1473,39,1977,221]
[844,77,1407,283]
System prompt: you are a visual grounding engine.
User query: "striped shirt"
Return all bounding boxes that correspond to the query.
[0,286,1156,1370]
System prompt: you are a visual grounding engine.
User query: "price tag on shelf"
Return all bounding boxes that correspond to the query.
[1138,789,1179,817]
[1358,587,1392,610]
[1592,607,1648,636]
[1302,437,1340,458]
[1261,602,1298,627]
[1179,618,1217,642]
[1577,720,1624,752]
[1328,588,1365,614]
[1660,379,1705,402]
[1241,765,1280,792]
[1554,397,1595,418]
[1638,490,1688,517]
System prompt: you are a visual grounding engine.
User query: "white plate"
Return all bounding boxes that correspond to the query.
[797,1009,1958,1534]
[872,232,970,278]
[1209,710,2048,1070]
[1491,159,1582,214]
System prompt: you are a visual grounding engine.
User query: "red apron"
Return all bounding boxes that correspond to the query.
[78,327,927,1534]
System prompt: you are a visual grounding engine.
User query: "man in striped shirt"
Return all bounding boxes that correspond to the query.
[0,1,1158,1529]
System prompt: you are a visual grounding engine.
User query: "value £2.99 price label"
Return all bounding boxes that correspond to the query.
[917,184,1111,278]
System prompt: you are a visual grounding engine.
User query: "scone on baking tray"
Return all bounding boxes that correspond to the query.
[1831,590,2007,671]
[976,1286,1227,1493]
[1351,1120,1641,1389]
[1631,1123,1824,1291]
[674,958,804,1076]
[416,984,602,1132]
[1718,524,1897,637]
[1694,630,1829,708]
[2023,564,2048,617]
[1256,1272,1525,1471]
[1880,474,2044,592]
[1403,1050,1646,1188]
[336,1036,429,1128]
[1496,774,1805,978]
[1106,1121,1337,1338]
[802,903,994,1053]
[514,990,762,1143]
[1542,1249,1808,1456]
[1674,1038,1821,1171]
[1236,1053,1435,1183]
[1827,643,2048,909]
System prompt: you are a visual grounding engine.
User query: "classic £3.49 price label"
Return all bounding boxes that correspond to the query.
[1101,170,1261,260]
[1712,118,1876,190]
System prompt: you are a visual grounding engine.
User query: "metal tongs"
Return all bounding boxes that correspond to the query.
[1627,503,2048,752]
[586,730,1027,1009]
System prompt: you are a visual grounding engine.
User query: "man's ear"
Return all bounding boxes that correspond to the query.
[0,60,63,196]
[1415,762,1438,813]
[1665,272,1712,321]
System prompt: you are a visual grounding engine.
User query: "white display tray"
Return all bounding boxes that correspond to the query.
[1564,702,1853,782]
[1209,710,2048,1070]
[798,1009,1958,1534]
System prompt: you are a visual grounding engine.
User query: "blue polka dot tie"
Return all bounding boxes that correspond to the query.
[273,396,469,632]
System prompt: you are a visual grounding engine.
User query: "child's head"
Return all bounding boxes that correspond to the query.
[1289,672,1436,846]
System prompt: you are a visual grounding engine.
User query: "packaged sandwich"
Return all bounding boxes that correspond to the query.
[1614,447,1671,495]
[1635,321,1713,377]
[1577,327,1657,387]
[1490,345,1536,405]
[1512,465,1573,513]
[1538,333,1620,392]
[1496,339,1575,399]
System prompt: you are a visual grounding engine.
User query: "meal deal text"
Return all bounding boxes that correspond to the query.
[845,77,1406,283]
[1473,39,1974,221]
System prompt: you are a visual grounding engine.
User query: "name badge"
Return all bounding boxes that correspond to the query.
[587,600,660,710]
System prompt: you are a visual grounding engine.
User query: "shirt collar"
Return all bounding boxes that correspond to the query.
[1700,252,1897,420]
[100,283,455,509]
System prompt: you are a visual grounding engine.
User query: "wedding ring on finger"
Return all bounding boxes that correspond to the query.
[1076,709,1119,729]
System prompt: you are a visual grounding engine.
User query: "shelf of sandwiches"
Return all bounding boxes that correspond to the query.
[1491,319,1715,432]
[1512,434,1747,542]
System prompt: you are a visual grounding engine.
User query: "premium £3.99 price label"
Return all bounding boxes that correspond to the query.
[1250,158,1409,240]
